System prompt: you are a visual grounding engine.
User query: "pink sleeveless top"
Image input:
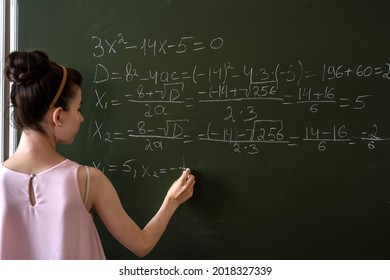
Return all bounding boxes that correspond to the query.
[0,159,105,259]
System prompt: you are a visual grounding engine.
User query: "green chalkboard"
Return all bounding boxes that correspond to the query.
[18,0,390,259]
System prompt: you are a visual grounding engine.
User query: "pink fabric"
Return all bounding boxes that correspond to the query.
[0,159,105,259]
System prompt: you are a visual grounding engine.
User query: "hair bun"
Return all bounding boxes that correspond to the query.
[4,50,51,85]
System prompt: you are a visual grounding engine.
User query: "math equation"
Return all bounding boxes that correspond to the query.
[88,33,390,177]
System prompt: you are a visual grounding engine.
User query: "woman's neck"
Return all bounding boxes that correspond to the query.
[3,129,65,174]
[17,129,57,154]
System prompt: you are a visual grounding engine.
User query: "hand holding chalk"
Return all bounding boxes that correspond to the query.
[166,168,196,207]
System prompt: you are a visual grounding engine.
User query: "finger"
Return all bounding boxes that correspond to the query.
[178,168,191,183]
[184,168,193,178]
[186,174,195,184]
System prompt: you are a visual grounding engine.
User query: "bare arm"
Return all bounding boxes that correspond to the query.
[89,168,195,257]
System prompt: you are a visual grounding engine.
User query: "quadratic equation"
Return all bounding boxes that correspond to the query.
[90,33,390,155]
[92,33,223,57]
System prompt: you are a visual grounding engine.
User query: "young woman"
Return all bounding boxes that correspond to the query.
[0,50,195,259]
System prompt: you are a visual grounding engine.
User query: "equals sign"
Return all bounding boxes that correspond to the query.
[111,100,122,106]
[193,42,206,51]
[182,72,191,79]
[108,165,118,172]
[288,136,300,146]
[185,97,195,108]
[374,67,383,75]
[282,95,294,105]
[114,133,126,140]
[339,98,350,108]
[183,135,193,144]
[111,72,122,80]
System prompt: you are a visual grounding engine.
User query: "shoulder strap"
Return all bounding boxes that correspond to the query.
[83,166,90,207]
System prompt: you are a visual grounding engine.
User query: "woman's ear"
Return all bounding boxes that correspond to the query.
[52,107,63,126]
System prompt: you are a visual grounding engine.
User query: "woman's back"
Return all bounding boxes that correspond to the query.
[0,159,105,259]
[1,50,195,259]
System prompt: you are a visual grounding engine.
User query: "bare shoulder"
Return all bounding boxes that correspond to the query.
[76,165,114,211]
[77,165,107,182]
[88,166,111,186]
[86,166,120,209]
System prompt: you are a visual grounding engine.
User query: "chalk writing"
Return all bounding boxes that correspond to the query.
[92,33,224,57]
[89,33,390,175]
[92,156,188,179]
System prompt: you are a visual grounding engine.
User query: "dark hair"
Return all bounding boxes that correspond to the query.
[3,50,82,133]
